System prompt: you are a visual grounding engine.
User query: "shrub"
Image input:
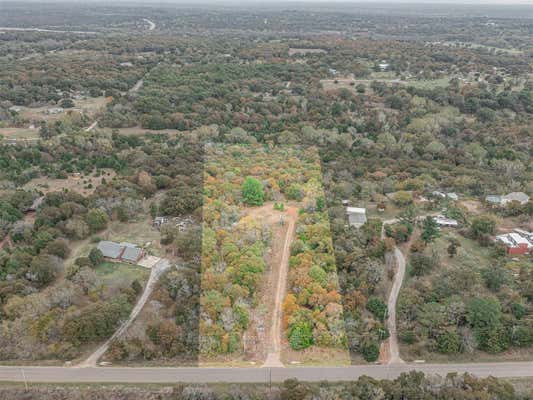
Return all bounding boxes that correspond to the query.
[241,177,264,206]
[361,340,380,362]
[86,208,109,232]
[437,331,462,354]
[45,239,70,259]
[288,322,314,350]
[308,265,328,287]
[366,296,387,321]
[392,191,413,206]
[286,183,304,201]
[410,253,436,277]
[470,214,497,239]
[88,248,104,266]
[400,330,417,344]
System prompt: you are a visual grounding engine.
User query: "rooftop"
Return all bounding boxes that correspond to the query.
[346,207,366,214]
[97,241,124,259]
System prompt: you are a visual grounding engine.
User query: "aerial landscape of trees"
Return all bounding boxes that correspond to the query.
[0,1,531,367]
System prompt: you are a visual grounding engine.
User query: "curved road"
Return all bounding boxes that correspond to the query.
[142,18,156,31]
[380,218,405,364]
[78,260,171,367]
[387,248,406,364]
[1,362,532,383]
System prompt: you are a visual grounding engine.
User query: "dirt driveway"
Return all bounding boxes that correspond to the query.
[240,203,298,367]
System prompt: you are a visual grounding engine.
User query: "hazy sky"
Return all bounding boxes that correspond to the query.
[5,0,533,3]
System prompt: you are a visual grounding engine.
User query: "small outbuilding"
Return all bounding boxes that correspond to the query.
[433,215,459,227]
[153,216,168,230]
[347,207,367,228]
[447,192,459,201]
[24,196,44,213]
[485,195,502,205]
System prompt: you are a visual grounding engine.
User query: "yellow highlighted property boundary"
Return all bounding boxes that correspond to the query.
[199,144,349,366]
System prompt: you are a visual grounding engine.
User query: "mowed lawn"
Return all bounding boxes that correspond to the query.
[94,261,150,289]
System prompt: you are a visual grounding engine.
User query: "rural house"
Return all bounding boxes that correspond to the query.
[501,192,529,205]
[485,192,529,206]
[97,241,124,260]
[431,191,458,201]
[496,230,532,255]
[96,240,145,264]
[346,207,367,228]
[120,242,145,264]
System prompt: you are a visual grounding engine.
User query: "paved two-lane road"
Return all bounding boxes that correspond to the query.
[0,362,532,383]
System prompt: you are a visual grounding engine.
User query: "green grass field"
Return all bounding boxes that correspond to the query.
[95,261,150,288]
[0,128,40,140]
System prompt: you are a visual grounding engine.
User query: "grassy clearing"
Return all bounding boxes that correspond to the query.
[434,41,524,55]
[100,127,182,137]
[282,346,353,366]
[23,169,116,196]
[0,127,40,140]
[94,261,150,288]
[102,216,163,256]
[320,77,450,92]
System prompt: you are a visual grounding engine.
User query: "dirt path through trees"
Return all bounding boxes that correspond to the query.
[386,248,406,364]
[262,207,298,367]
[240,203,298,366]
[379,219,408,364]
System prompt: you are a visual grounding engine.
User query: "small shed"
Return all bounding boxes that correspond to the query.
[153,216,168,230]
[347,207,367,228]
[433,215,458,227]
[447,192,459,201]
[485,195,502,205]
[25,196,44,212]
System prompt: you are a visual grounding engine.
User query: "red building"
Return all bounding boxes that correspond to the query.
[496,232,532,255]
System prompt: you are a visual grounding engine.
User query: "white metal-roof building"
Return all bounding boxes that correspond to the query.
[347,207,367,228]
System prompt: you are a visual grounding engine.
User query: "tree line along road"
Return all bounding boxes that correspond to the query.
[0,362,532,384]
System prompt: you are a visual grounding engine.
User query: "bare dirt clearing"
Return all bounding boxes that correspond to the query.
[14,96,109,123]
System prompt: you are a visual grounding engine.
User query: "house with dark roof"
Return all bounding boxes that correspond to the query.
[97,241,124,260]
[121,246,144,263]
[96,241,145,264]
